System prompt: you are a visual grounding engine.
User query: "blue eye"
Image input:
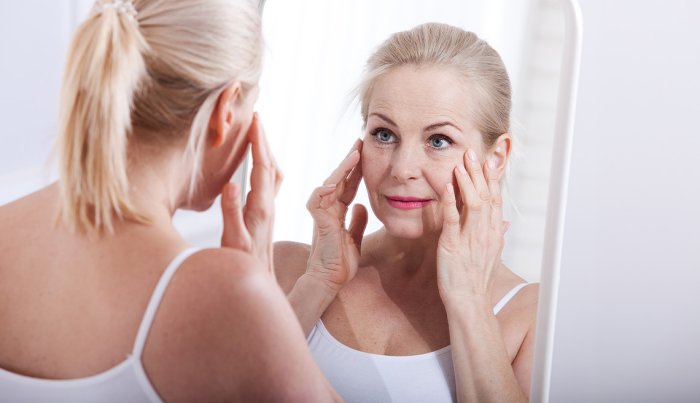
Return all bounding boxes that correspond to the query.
[371,128,396,143]
[428,135,453,150]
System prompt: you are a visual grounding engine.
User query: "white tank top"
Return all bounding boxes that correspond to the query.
[308,283,529,403]
[0,247,201,403]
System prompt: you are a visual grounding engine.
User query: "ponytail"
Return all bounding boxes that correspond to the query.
[57,6,148,234]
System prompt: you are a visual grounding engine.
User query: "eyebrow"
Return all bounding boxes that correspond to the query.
[369,112,462,132]
[424,121,462,132]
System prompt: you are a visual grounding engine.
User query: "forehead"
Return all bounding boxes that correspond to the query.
[367,65,476,130]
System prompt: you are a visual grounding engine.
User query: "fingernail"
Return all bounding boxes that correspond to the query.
[324,183,337,188]
[488,158,497,170]
[456,164,467,175]
[467,149,478,162]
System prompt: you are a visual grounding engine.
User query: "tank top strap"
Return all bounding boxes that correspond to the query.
[492,282,529,315]
[132,247,203,357]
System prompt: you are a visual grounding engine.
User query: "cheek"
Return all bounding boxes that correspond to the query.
[361,147,390,187]
[426,161,457,195]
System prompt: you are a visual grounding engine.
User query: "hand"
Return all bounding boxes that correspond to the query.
[221,113,283,276]
[437,149,509,305]
[304,139,368,293]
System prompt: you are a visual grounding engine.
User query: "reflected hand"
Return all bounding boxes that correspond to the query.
[437,149,508,305]
[220,113,283,276]
[305,139,368,293]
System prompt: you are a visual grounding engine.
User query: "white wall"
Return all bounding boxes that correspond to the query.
[549,1,700,401]
[0,2,73,198]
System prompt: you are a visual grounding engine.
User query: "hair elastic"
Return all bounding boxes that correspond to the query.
[92,0,138,24]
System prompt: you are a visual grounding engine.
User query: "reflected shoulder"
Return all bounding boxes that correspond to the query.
[274,241,311,292]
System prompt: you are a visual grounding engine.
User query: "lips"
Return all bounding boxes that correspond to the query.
[385,195,433,210]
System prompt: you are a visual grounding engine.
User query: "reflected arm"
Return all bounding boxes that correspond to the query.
[287,273,340,336]
[274,241,339,336]
[444,292,535,403]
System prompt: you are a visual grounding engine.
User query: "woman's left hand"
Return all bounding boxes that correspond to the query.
[220,114,283,277]
[436,149,508,306]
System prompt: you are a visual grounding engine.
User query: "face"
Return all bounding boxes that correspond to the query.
[362,65,492,238]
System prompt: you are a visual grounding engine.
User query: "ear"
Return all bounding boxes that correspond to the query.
[486,133,511,180]
[208,82,242,147]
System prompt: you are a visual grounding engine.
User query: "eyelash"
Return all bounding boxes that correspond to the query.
[369,127,455,150]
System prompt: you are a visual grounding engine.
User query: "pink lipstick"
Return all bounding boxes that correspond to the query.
[385,195,432,210]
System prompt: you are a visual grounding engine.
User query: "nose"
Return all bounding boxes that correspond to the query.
[390,142,422,183]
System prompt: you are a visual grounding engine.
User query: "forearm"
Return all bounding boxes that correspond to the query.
[445,298,527,403]
[287,273,339,336]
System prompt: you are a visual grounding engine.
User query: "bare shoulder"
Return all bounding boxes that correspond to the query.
[274,241,311,293]
[496,265,539,316]
[0,185,58,257]
[513,283,539,313]
[143,247,334,402]
[499,280,539,326]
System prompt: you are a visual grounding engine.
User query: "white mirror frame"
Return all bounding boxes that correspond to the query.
[529,0,582,401]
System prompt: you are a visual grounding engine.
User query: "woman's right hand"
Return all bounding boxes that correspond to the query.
[304,139,368,294]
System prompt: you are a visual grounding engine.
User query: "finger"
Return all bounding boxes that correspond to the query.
[270,151,284,196]
[256,115,284,196]
[441,183,461,244]
[465,149,490,202]
[485,161,503,230]
[348,204,368,253]
[323,150,361,187]
[454,163,480,228]
[247,115,275,210]
[347,138,363,156]
[306,184,339,223]
[339,140,363,205]
[220,182,251,250]
[464,149,492,234]
[502,220,510,235]
[339,159,363,206]
[308,191,342,236]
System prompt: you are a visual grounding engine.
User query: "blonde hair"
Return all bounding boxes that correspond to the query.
[358,23,511,147]
[58,0,262,234]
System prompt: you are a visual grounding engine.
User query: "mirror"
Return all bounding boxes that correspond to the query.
[256,0,581,400]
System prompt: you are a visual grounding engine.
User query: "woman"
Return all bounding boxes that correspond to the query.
[275,23,538,402]
[0,0,338,401]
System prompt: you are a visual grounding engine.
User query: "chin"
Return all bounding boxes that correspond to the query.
[371,200,443,240]
[182,195,217,212]
[380,217,439,239]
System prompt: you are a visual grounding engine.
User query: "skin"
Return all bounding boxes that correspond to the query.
[275,65,539,402]
[0,82,338,402]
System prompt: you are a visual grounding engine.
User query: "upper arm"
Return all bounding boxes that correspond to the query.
[143,248,335,402]
[511,283,540,398]
[273,241,311,293]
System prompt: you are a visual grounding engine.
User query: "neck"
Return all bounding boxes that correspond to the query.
[124,139,192,227]
[365,228,442,285]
